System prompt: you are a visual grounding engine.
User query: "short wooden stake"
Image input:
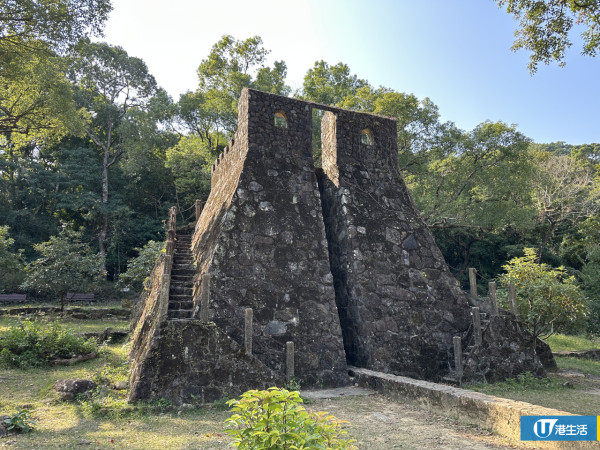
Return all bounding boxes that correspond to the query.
[286,341,294,381]
[195,199,202,221]
[488,281,498,316]
[508,283,518,319]
[244,308,253,355]
[199,274,211,322]
[472,307,482,346]
[468,268,477,297]
[453,336,463,381]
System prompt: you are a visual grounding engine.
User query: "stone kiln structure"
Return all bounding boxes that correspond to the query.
[129,89,546,404]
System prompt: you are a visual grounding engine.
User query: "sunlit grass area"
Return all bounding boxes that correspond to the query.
[467,333,600,415]
[0,342,232,449]
[0,316,129,334]
[545,333,600,352]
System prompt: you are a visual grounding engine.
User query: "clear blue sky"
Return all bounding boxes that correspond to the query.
[102,0,600,144]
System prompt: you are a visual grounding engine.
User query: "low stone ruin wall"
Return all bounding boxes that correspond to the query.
[350,367,594,450]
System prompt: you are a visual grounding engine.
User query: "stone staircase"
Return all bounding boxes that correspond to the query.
[167,228,195,320]
[443,310,492,385]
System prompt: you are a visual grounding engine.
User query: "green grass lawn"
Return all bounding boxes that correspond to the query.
[545,333,600,352]
[467,333,600,415]
[0,316,129,334]
[0,341,232,449]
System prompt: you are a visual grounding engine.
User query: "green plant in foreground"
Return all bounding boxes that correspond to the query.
[225,387,357,449]
[4,410,36,433]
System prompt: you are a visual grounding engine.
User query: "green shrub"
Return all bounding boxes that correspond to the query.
[4,410,36,433]
[498,248,587,339]
[225,387,356,449]
[0,320,97,368]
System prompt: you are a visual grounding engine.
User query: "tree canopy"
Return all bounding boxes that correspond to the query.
[495,0,600,72]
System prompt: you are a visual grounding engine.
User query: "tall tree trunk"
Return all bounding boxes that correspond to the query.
[99,148,109,280]
[537,220,556,263]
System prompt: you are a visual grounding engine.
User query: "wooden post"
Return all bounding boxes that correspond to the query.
[286,341,294,382]
[245,308,253,355]
[468,268,477,297]
[195,199,202,221]
[488,281,498,316]
[453,336,463,382]
[472,307,482,346]
[199,274,211,322]
[508,283,518,319]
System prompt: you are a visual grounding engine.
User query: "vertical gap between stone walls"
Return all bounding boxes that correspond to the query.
[316,110,366,368]
[311,108,325,168]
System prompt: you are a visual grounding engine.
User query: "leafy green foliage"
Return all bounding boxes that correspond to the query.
[225,387,357,449]
[3,409,36,433]
[0,226,25,292]
[21,228,104,307]
[0,0,111,55]
[165,135,216,208]
[117,240,163,292]
[0,319,97,368]
[0,0,111,147]
[495,0,600,73]
[498,248,587,339]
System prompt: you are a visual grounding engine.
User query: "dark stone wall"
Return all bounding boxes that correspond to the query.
[318,107,540,381]
[463,315,545,383]
[129,320,284,404]
[130,88,547,403]
[191,89,349,388]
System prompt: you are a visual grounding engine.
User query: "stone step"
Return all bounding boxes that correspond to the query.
[171,274,194,282]
[169,294,193,302]
[167,309,194,319]
[169,285,193,294]
[173,258,196,269]
[169,301,193,310]
[171,268,196,276]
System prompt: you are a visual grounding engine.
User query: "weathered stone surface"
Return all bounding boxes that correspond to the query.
[54,379,97,401]
[317,106,544,381]
[463,314,545,382]
[128,320,284,404]
[129,88,549,404]
[189,89,348,389]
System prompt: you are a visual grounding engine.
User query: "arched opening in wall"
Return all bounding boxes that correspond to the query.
[274,111,288,129]
[361,129,374,146]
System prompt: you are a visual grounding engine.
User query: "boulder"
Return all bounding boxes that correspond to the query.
[54,379,97,401]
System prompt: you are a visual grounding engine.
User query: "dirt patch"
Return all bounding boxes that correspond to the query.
[307,394,522,449]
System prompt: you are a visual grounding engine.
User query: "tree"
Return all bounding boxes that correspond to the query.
[21,227,104,310]
[0,0,111,54]
[0,0,111,146]
[498,248,587,340]
[494,0,600,72]
[68,41,158,274]
[187,35,290,138]
[531,150,599,261]
[407,121,536,277]
[165,135,216,209]
[0,226,25,292]
[302,61,368,106]
[117,239,163,292]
